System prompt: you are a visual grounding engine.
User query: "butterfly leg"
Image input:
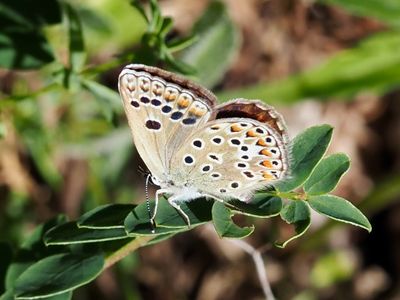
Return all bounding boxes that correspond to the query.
[168,196,191,227]
[150,189,168,230]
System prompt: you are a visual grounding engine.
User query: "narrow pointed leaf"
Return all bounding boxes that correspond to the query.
[308,195,371,232]
[276,200,311,248]
[212,202,254,239]
[304,153,350,195]
[14,254,103,299]
[230,193,282,218]
[276,125,333,192]
[180,1,240,88]
[64,3,85,71]
[78,204,135,229]
[44,222,128,245]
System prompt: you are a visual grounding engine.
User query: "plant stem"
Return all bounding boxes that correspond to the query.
[228,239,275,300]
[104,236,153,269]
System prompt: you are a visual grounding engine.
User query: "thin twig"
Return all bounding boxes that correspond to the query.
[104,236,153,269]
[228,239,275,300]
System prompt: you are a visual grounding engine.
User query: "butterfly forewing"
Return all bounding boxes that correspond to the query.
[119,64,216,182]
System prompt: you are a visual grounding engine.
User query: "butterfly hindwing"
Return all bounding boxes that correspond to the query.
[169,116,289,202]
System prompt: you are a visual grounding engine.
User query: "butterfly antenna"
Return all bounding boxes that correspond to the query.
[145,173,155,233]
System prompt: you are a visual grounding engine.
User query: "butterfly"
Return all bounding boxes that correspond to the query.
[118,64,289,227]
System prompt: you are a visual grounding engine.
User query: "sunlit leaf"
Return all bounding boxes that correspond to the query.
[304,153,350,195]
[308,195,371,232]
[14,254,104,299]
[212,202,254,238]
[276,200,311,248]
[44,222,129,245]
[276,125,333,192]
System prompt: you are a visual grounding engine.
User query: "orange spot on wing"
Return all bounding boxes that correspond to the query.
[260,149,271,156]
[189,107,206,117]
[177,97,190,108]
[257,139,267,146]
[230,124,242,132]
[262,171,274,180]
[247,130,259,137]
[153,85,162,96]
[261,160,273,168]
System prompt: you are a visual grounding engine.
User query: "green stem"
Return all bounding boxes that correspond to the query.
[104,236,153,269]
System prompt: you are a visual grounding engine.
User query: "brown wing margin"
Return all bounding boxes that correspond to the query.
[122,64,217,108]
[212,98,289,144]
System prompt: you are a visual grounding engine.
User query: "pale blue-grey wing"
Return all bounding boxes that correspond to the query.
[118,64,216,182]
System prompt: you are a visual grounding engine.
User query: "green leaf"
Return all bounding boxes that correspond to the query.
[308,195,372,232]
[154,198,213,228]
[304,153,350,195]
[276,200,311,248]
[0,290,14,300]
[5,216,67,290]
[44,222,129,245]
[0,242,13,294]
[0,31,54,70]
[320,0,400,29]
[229,193,282,218]
[64,3,86,71]
[218,32,400,104]
[1,290,71,300]
[78,204,135,229]
[124,198,213,235]
[14,253,104,299]
[180,0,240,88]
[167,34,198,53]
[212,202,254,239]
[276,125,333,192]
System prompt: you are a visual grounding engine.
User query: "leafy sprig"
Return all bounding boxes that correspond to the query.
[1,125,371,299]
